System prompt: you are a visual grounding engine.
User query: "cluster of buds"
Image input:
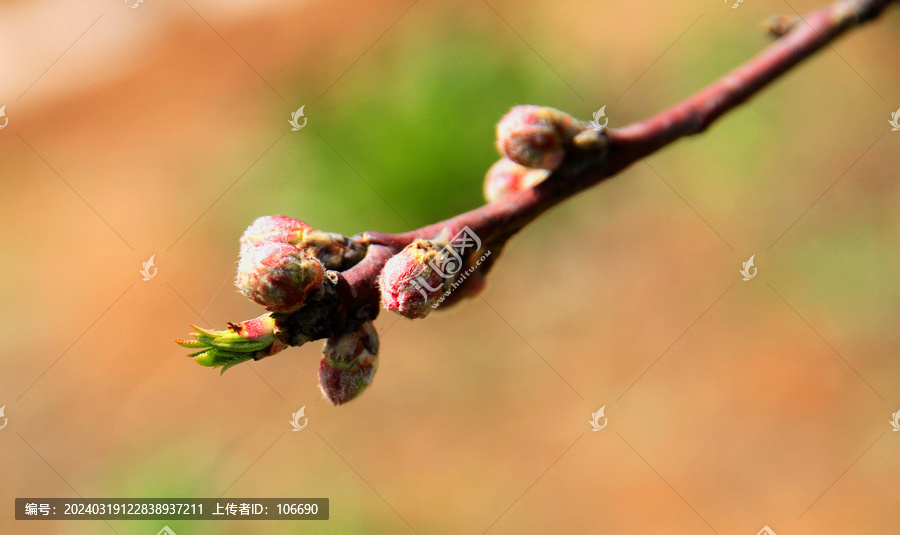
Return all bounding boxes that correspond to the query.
[178,215,374,403]
[174,0,893,409]
[486,105,606,202]
[235,215,366,312]
[178,106,605,405]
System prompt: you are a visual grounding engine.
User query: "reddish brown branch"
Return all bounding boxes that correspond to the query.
[615,0,891,151]
[180,0,896,401]
[334,0,894,323]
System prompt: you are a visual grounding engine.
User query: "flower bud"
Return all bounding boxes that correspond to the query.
[379,240,448,319]
[240,215,311,255]
[318,322,379,405]
[483,158,549,203]
[764,14,797,37]
[235,242,325,311]
[496,105,582,170]
[240,215,365,271]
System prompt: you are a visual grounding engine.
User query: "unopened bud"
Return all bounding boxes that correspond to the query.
[240,215,311,255]
[496,105,582,170]
[379,239,448,319]
[483,158,549,203]
[235,242,325,311]
[318,322,379,405]
[240,215,365,270]
[764,14,798,37]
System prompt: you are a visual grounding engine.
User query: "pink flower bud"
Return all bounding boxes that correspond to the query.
[318,322,379,405]
[240,216,364,270]
[378,240,448,319]
[239,215,311,255]
[235,242,325,311]
[483,158,549,203]
[496,105,581,170]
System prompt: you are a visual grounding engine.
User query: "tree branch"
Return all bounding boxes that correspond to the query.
[177,0,897,404]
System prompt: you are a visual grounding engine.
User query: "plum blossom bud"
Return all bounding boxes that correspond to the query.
[378,239,448,319]
[318,322,379,405]
[240,215,365,270]
[496,105,582,170]
[240,215,311,255]
[235,242,325,311]
[483,158,549,203]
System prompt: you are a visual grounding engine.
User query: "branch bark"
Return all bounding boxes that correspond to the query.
[342,0,895,322]
[179,0,897,390]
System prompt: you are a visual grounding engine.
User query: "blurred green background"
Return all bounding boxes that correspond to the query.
[1,0,899,533]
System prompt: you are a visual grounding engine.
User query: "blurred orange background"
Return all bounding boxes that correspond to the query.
[1,0,899,534]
